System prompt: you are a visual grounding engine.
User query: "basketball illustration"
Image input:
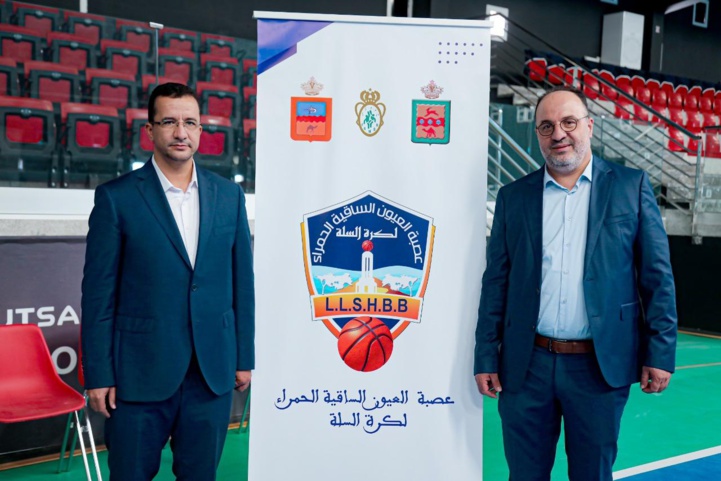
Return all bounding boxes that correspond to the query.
[337,316,394,372]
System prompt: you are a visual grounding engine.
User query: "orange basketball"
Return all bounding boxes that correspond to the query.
[337,316,393,372]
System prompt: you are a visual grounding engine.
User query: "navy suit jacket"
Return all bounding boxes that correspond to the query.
[81,161,255,402]
[474,156,677,392]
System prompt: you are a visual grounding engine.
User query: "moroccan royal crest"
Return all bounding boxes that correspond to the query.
[355,89,386,137]
[301,192,435,372]
[291,77,332,142]
[411,80,450,144]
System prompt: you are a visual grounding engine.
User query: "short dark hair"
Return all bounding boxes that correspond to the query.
[534,86,589,119]
[147,82,199,122]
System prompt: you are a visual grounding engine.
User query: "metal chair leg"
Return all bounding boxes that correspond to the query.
[57,412,74,472]
[240,386,251,434]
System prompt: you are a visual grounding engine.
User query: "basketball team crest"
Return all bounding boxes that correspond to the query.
[291,77,332,142]
[301,192,435,372]
[411,80,450,144]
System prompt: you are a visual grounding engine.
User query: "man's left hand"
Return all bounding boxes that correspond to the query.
[640,366,672,393]
[235,370,251,391]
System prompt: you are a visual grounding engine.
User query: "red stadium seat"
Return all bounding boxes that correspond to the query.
[0,24,43,61]
[85,68,138,109]
[700,88,715,113]
[162,27,200,53]
[650,87,668,123]
[581,72,600,100]
[241,58,258,87]
[116,19,153,55]
[634,85,652,123]
[202,33,237,57]
[24,60,82,103]
[546,64,566,86]
[101,39,146,78]
[65,11,114,45]
[0,96,58,184]
[243,86,257,119]
[598,70,617,101]
[706,131,721,159]
[140,74,176,104]
[158,48,198,85]
[196,114,236,178]
[0,57,20,96]
[125,108,152,162]
[12,2,61,36]
[196,81,241,122]
[614,75,634,120]
[60,102,123,186]
[631,75,646,93]
[525,57,547,82]
[46,32,96,70]
[201,54,240,86]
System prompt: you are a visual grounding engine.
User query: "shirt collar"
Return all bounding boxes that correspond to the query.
[151,156,198,193]
[543,156,593,190]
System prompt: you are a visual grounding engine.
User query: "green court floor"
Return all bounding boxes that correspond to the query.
[2,332,719,480]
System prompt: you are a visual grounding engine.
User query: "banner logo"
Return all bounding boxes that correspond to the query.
[301,192,435,372]
[355,89,386,137]
[411,80,450,144]
[291,77,332,142]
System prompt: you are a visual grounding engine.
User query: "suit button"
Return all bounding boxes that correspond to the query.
[191,284,198,291]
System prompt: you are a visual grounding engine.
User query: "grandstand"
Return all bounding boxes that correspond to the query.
[0,0,257,190]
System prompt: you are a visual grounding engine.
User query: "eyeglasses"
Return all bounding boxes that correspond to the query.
[151,119,200,131]
[536,115,589,137]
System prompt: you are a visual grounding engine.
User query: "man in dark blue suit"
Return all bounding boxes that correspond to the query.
[81,83,254,480]
[474,87,677,481]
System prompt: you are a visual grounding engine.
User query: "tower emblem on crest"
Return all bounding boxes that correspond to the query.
[301,192,435,372]
[411,80,450,144]
[291,77,332,142]
[355,89,386,137]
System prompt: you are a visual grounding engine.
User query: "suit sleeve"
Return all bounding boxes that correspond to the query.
[635,172,678,372]
[81,185,121,389]
[233,184,255,371]
[474,188,510,375]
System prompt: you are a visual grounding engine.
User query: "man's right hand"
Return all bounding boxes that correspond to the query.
[475,373,503,399]
[87,387,117,418]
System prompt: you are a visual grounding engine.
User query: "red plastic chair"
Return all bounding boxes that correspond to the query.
[0,325,102,481]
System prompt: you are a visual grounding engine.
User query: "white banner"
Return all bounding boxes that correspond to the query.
[251,12,491,480]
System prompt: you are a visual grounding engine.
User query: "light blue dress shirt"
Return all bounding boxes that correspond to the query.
[537,158,593,340]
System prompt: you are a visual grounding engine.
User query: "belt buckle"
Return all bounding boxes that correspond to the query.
[548,338,568,353]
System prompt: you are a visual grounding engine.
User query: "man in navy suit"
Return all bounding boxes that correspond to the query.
[474,87,677,481]
[81,83,254,480]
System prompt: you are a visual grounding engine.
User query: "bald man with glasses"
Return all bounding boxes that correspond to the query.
[474,86,677,480]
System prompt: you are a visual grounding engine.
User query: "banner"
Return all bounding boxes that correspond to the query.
[251,12,491,480]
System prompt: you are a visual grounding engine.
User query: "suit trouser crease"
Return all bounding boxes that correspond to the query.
[498,346,630,481]
[105,354,234,481]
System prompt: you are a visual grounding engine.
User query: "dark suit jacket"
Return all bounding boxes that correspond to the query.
[474,156,677,392]
[81,161,255,402]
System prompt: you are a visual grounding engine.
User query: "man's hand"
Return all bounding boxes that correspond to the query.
[475,373,503,399]
[87,387,116,418]
[641,366,672,394]
[235,370,251,391]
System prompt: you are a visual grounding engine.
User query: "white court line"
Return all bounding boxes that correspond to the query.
[613,445,721,479]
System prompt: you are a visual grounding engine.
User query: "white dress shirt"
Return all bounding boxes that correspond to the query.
[152,157,200,268]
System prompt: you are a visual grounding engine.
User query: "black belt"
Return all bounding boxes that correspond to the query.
[535,334,594,354]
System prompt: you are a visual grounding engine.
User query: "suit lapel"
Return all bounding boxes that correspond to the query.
[523,168,545,276]
[584,156,614,270]
[135,161,192,269]
[195,167,217,267]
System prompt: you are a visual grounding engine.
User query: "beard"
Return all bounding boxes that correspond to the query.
[542,140,589,175]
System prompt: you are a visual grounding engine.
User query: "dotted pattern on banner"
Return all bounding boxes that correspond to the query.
[437,41,484,65]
